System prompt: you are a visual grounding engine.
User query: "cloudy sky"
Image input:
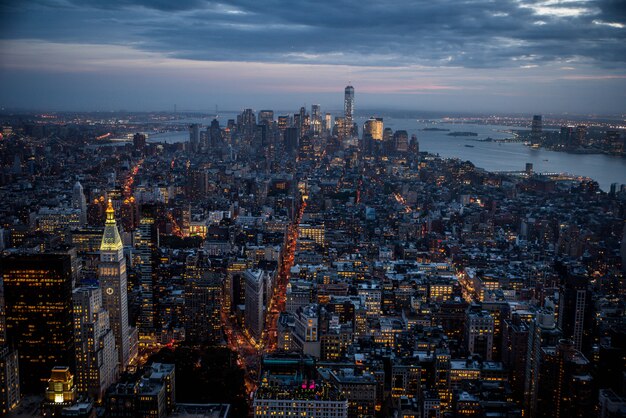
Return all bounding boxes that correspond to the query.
[0,0,625,114]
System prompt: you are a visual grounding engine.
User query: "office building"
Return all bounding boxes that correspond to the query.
[558,271,591,352]
[136,205,158,348]
[133,132,146,150]
[536,339,593,418]
[1,252,75,393]
[344,85,354,139]
[394,130,409,152]
[244,269,266,341]
[0,346,20,414]
[363,117,383,141]
[465,310,494,361]
[72,181,88,225]
[73,286,118,402]
[189,124,200,153]
[99,200,133,368]
[524,309,562,418]
[183,251,223,345]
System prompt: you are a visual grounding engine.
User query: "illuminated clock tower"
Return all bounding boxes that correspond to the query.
[99,200,131,369]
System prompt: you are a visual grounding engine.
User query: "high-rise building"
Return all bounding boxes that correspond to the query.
[284,127,299,154]
[311,104,321,136]
[0,284,20,415]
[465,310,494,360]
[558,271,591,352]
[394,130,409,153]
[239,109,256,139]
[244,269,265,341]
[0,346,20,414]
[363,117,383,141]
[72,181,87,225]
[258,110,274,125]
[183,251,223,345]
[277,115,290,133]
[208,118,222,148]
[502,314,530,398]
[536,339,593,418]
[524,309,562,418]
[73,286,118,402]
[189,124,200,153]
[1,253,75,393]
[133,133,147,151]
[531,115,542,147]
[99,200,133,368]
[324,113,332,133]
[344,85,355,139]
[136,205,158,349]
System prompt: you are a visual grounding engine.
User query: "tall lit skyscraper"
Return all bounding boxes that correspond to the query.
[136,205,158,348]
[99,200,132,368]
[1,253,75,393]
[344,85,354,139]
[73,286,118,402]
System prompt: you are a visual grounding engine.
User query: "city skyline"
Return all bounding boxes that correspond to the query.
[1,0,625,114]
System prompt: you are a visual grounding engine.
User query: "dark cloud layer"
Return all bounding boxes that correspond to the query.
[1,0,625,69]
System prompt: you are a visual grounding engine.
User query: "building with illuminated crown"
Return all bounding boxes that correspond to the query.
[99,200,135,369]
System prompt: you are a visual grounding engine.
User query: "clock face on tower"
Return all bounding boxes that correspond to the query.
[106,287,114,295]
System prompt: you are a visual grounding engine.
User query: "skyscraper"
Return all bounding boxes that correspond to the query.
[311,104,321,136]
[363,117,383,141]
[535,339,593,418]
[183,251,223,345]
[244,269,265,341]
[189,124,200,153]
[1,253,75,393]
[99,199,132,368]
[0,280,19,414]
[524,309,562,417]
[72,181,87,225]
[344,85,354,139]
[558,271,591,352]
[136,205,158,349]
[73,286,118,402]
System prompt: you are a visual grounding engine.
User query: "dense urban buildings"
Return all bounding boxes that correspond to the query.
[0,84,625,418]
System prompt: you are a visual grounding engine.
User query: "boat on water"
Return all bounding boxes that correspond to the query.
[464,144,475,148]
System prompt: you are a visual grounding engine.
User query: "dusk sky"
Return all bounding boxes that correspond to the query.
[1,0,625,115]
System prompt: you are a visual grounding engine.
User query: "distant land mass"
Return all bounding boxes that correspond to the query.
[447,131,478,137]
[421,127,450,132]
